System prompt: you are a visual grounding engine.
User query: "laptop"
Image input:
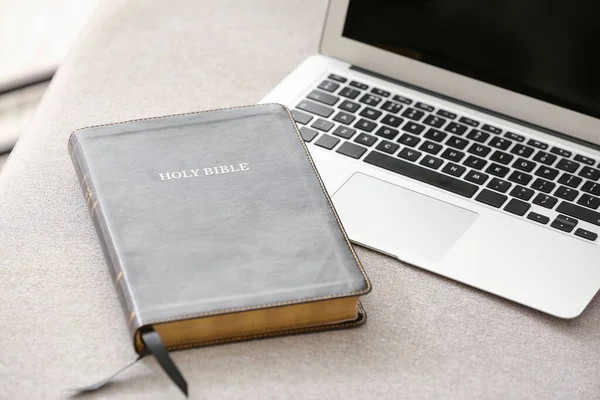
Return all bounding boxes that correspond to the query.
[261,0,600,318]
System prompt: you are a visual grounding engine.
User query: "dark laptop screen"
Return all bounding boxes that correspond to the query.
[343,0,600,119]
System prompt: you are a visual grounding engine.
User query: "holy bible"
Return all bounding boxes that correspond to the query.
[68,104,370,395]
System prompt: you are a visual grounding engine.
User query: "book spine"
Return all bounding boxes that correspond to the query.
[68,133,141,340]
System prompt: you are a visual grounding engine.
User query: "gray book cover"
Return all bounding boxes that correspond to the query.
[68,104,370,348]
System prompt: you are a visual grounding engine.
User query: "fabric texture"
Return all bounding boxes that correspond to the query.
[0,1,598,399]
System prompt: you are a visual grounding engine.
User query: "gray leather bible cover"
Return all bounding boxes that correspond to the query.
[68,104,370,351]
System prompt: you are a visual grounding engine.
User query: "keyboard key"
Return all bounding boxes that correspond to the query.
[551,214,578,233]
[555,186,578,201]
[424,129,447,143]
[482,124,502,134]
[527,139,548,150]
[398,148,422,161]
[375,126,399,140]
[437,109,457,119]
[558,173,582,188]
[556,158,580,173]
[458,116,480,127]
[401,108,425,121]
[442,162,466,177]
[355,118,377,132]
[332,126,356,139]
[527,212,550,225]
[489,137,512,150]
[339,87,361,100]
[376,140,399,154]
[464,155,487,170]
[556,202,600,226]
[512,158,536,172]
[508,171,532,185]
[419,141,443,155]
[504,198,530,216]
[466,129,490,143]
[464,170,489,185]
[364,151,478,197]
[354,133,377,147]
[359,107,382,120]
[318,80,340,92]
[575,154,595,166]
[299,127,318,142]
[532,193,558,209]
[312,119,334,132]
[415,102,434,112]
[308,90,339,106]
[510,144,534,158]
[327,73,347,83]
[339,100,361,113]
[510,185,534,201]
[475,189,507,208]
[534,166,559,180]
[423,114,446,128]
[336,142,367,159]
[487,178,511,193]
[505,132,525,142]
[530,178,555,194]
[420,155,443,170]
[440,148,465,162]
[392,94,412,104]
[292,109,313,125]
[578,166,600,181]
[382,101,403,114]
[359,94,382,107]
[467,143,491,157]
[314,134,339,149]
[297,100,334,118]
[577,194,600,210]
[446,136,469,150]
[333,111,356,125]
[371,87,390,97]
[532,151,557,166]
[381,114,403,128]
[445,122,468,136]
[349,80,368,90]
[402,121,426,135]
[582,181,600,196]
[486,163,510,178]
[550,147,572,158]
[575,228,598,241]
[397,133,421,147]
[489,150,514,165]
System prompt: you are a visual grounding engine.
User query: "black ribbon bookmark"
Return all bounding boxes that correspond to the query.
[72,328,188,397]
[141,329,188,397]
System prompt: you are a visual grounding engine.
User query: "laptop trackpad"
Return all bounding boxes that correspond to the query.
[332,173,478,262]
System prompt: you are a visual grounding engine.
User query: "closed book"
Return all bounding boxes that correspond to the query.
[68,104,370,393]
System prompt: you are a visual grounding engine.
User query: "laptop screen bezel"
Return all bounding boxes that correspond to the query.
[320,0,600,147]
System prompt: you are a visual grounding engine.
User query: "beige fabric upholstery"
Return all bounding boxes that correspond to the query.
[1,1,598,398]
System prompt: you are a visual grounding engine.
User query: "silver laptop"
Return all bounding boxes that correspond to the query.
[261,0,600,318]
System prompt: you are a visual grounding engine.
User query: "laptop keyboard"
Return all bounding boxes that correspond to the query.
[292,73,600,242]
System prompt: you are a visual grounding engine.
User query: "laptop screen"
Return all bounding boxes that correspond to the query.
[343,0,600,120]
